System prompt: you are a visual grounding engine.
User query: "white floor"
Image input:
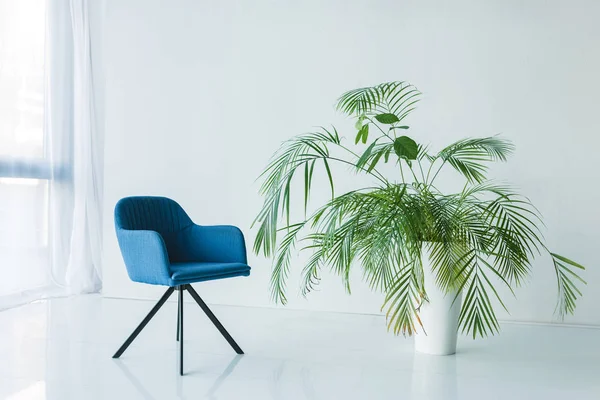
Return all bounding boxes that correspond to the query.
[0,295,598,400]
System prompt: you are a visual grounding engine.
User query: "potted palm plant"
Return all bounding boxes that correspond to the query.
[253,81,586,355]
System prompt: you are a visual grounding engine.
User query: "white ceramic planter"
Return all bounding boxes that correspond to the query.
[414,246,462,356]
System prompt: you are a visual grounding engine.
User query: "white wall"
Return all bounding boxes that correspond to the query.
[101,0,600,326]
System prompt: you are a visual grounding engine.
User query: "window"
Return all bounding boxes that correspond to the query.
[0,0,49,295]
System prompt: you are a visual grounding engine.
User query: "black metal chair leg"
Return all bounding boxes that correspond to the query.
[176,296,180,342]
[178,286,184,375]
[113,287,175,359]
[186,284,244,354]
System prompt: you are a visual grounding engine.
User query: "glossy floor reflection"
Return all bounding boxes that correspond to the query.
[0,295,598,399]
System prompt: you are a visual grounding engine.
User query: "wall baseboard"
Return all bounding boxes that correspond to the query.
[102,294,600,330]
[497,319,600,330]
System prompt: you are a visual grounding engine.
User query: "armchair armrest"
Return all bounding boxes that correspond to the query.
[115,229,172,286]
[181,225,248,264]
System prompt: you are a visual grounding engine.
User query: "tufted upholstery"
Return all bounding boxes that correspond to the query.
[114,196,250,286]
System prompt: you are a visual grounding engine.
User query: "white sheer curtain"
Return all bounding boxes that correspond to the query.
[0,0,102,309]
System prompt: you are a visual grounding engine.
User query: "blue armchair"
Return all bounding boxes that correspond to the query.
[111,196,250,375]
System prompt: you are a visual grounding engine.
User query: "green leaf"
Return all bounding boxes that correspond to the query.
[354,115,365,130]
[304,160,316,213]
[355,124,369,144]
[304,162,309,211]
[323,159,334,198]
[375,113,400,124]
[368,151,384,172]
[356,140,379,170]
[393,136,418,160]
[384,147,391,163]
[390,126,410,130]
[355,129,363,145]
[355,124,369,145]
[550,253,585,270]
[550,252,586,317]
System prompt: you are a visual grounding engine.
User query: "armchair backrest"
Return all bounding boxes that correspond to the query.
[115,196,247,267]
[115,196,193,262]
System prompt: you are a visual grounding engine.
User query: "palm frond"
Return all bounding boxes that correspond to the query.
[355,142,394,173]
[382,262,422,336]
[269,223,305,304]
[304,191,383,293]
[551,253,586,318]
[457,257,503,339]
[336,81,421,121]
[436,137,515,183]
[253,128,347,258]
[300,240,325,297]
[478,194,544,285]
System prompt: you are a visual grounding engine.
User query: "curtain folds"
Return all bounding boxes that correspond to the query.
[65,0,103,293]
[0,0,102,309]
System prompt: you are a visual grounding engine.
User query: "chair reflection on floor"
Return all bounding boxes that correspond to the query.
[114,355,243,399]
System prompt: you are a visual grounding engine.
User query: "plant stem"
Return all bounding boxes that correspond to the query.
[407,162,420,183]
[332,139,389,183]
[429,161,446,185]
[399,160,406,183]
[326,156,389,185]
[366,117,394,142]
[417,159,426,184]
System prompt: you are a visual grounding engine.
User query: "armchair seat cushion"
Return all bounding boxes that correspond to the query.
[170,262,251,285]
